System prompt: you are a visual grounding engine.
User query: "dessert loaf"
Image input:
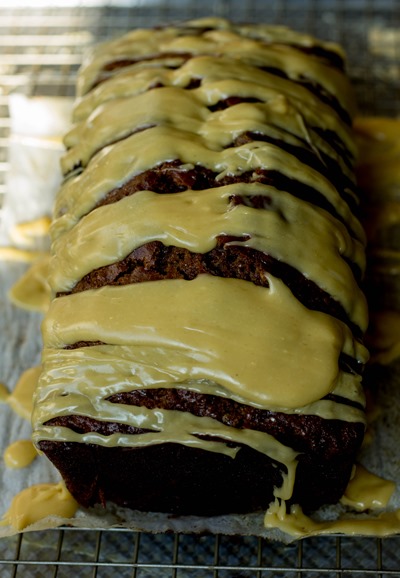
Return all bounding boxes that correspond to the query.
[32,18,369,520]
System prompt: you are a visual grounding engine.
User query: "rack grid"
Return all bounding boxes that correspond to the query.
[3,526,400,577]
[0,1,400,576]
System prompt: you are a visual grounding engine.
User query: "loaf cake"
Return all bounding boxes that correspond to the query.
[32,18,369,521]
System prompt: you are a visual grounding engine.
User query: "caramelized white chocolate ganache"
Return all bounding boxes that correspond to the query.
[32,18,369,524]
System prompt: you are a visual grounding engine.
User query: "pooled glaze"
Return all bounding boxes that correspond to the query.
[7,366,42,421]
[265,503,400,538]
[341,464,395,511]
[4,440,37,469]
[265,466,398,538]
[8,254,51,313]
[0,383,9,402]
[1,482,78,531]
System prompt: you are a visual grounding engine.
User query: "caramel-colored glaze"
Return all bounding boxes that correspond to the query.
[7,366,42,421]
[76,19,355,115]
[34,344,365,422]
[63,81,353,177]
[8,254,51,313]
[50,184,367,330]
[55,124,364,245]
[265,467,397,538]
[38,276,367,410]
[265,503,400,538]
[266,466,397,538]
[0,383,9,402]
[73,57,354,162]
[341,464,395,511]
[4,440,37,469]
[1,482,78,531]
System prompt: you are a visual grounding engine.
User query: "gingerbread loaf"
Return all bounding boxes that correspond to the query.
[32,18,369,521]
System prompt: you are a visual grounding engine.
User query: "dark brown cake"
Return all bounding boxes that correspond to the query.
[32,18,368,525]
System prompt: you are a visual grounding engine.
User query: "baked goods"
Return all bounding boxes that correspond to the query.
[32,18,368,521]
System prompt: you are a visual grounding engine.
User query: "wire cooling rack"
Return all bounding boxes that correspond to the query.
[0,1,400,576]
[3,527,400,577]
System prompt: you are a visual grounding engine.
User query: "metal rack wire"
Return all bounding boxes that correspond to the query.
[2,527,400,577]
[0,1,400,576]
